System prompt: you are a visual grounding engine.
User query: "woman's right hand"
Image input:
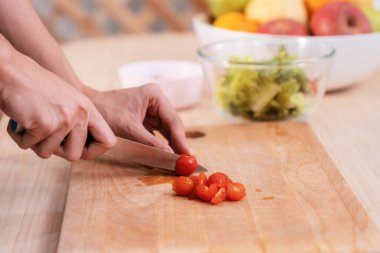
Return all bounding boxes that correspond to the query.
[0,38,116,161]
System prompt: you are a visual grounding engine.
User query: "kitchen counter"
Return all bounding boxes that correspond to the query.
[1,32,380,252]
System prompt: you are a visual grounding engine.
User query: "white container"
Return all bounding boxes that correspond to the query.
[118,60,203,109]
[193,13,380,91]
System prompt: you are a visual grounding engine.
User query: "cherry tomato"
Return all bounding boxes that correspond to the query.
[210,187,227,205]
[175,155,198,176]
[196,183,218,202]
[190,172,207,186]
[207,172,229,188]
[226,182,246,201]
[188,172,208,199]
[172,176,195,196]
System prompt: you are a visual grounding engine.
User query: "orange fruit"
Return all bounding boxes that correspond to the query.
[213,11,259,33]
[304,0,348,16]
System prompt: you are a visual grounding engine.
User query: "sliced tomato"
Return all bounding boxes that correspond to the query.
[210,187,227,205]
[190,172,207,186]
[196,183,219,202]
[175,154,198,176]
[188,172,208,200]
[172,176,195,196]
[207,172,229,188]
[226,182,246,201]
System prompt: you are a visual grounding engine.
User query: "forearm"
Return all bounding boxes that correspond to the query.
[0,33,16,96]
[0,0,88,92]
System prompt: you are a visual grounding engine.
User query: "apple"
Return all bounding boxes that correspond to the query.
[362,6,380,31]
[245,0,307,25]
[258,19,309,36]
[311,2,373,35]
[208,0,249,18]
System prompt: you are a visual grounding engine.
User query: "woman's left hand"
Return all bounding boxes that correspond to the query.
[85,83,193,155]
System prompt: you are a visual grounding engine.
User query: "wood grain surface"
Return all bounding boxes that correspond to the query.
[57,122,380,253]
[0,117,70,253]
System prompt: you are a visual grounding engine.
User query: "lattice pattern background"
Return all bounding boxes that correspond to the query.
[32,0,208,42]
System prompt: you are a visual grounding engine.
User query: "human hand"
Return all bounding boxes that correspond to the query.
[0,50,116,161]
[85,83,193,155]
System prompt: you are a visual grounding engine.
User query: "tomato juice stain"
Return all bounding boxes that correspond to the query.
[136,168,176,186]
[137,175,176,186]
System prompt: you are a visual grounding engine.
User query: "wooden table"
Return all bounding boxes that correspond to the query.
[1,32,380,252]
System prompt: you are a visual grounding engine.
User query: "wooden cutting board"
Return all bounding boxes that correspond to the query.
[57,122,380,253]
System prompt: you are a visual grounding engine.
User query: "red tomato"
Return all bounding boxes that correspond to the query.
[190,172,207,186]
[210,187,227,205]
[188,172,208,200]
[196,183,219,202]
[207,172,229,188]
[175,155,198,176]
[172,176,195,196]
[226,182,246,201]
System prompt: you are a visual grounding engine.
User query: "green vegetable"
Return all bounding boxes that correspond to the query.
[215,46,314,121]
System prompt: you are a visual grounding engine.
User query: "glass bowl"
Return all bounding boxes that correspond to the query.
[197,38,335,121]
[193,13,380,91]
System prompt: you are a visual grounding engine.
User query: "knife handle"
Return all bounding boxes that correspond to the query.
[9,119,94,146]
[9,119,24,134]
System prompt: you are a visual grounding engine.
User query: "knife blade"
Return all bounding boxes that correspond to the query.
[105,138,207,172]
[9,119,207,173]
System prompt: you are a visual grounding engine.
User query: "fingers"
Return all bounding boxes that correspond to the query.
[30,127,71,159]
[7,119,55,150]
[81,108,116,160]
[8,106,116,161]
[161,118,193,155]
[8,121,70,159]
[134,125,174,153]
[150,86,193,155]
[54,123,87,161]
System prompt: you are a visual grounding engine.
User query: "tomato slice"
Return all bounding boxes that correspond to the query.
[226,182,246,201]
[196,183,219,202]
[172,176,195,196]
[210,187,227,205]
[188,172,208,200]
[207,172,229,188]
[190,172,207,186]
[175,154,198,176]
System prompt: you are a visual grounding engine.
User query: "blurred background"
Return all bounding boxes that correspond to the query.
[31,0,208,42]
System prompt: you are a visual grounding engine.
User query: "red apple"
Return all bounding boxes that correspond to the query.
[258,18,309,36]
[311,2,372,35]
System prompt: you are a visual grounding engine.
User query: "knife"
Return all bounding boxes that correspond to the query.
[9,119,207,173]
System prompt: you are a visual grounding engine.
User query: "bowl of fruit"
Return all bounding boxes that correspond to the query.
[197,38,334,121]
[193,0,380,91]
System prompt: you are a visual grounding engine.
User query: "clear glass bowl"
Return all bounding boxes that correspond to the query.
[197,38,335,121]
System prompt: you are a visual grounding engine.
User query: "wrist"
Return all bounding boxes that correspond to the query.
[81,84,100,100]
